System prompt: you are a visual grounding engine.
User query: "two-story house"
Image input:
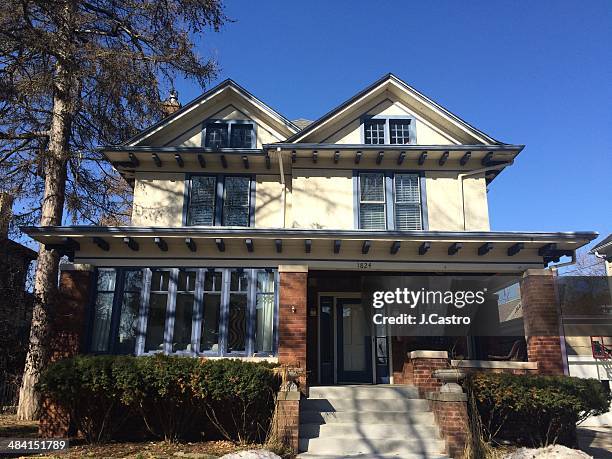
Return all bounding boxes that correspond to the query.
[24,74,597,389]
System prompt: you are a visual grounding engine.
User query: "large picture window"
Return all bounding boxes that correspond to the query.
[357,172,424,230]
[89,267,278,357]
[187,175,253,227]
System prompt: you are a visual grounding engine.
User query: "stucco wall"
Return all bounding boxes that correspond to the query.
[425,172,489,231]
[132,173,185,226]
[255,175,289,228]
[291,169,354,229]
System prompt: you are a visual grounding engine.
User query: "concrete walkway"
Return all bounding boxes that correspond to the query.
[577,427,612,459]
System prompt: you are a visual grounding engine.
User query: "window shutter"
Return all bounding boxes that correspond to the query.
[222,176,250,226]
[188,176,217,225]
[394,174,422,230]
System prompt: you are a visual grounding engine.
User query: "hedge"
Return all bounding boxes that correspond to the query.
[466,372,611,447]
[38,355,280,443]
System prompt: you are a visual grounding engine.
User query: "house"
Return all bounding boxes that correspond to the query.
[0,193,36,406]
[23,74,599,455]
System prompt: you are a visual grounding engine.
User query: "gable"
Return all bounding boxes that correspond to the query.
[289,74,503,146]
[127,80,298,148]
[318,93,458,145]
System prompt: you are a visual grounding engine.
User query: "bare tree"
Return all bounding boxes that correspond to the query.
[0,0,227,419]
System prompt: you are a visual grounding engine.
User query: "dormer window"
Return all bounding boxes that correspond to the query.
[363,117,415,145]
[204,120,256,149]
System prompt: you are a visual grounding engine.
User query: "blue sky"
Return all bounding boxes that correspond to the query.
[175,0,612,248]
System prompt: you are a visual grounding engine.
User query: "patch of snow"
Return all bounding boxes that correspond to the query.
[504,445,592,459]
[220,450,281,459]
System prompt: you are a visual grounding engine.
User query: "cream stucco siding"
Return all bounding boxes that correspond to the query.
[255,175,290,228]
[132,173,185,226]
[291,169,354,229]
[425,172,489,231]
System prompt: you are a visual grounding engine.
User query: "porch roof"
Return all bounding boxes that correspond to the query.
[22,226,597,272]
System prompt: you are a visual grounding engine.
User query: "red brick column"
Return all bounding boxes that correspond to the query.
[278,265,308,392]
[403,351,450,396]
[39,264,93,438]
[273,390,300,452]
[428,392,469,458]
[520,269,565,375]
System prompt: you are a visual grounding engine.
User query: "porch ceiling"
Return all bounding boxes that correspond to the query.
[21,226,597,270]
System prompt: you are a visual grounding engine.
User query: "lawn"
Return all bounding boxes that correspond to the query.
[0,414,290,458]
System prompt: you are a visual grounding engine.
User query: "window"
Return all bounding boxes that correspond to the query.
[145,270,171,353]
[90,269,116,352]
[89,268,278,357]
[394,173,422,230]
[188,176,217,226]
[364,120,386,144]
[359,173,386,230]
[223,177,251,226]
[255,271,276,353]
[187,175,253,227]
[390,120,412,144]
[357,172,424,230]
[363,117,415,145]
[204,121,255,149]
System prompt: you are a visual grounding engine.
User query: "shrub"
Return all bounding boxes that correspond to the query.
[466,372,611,447]
[39,355,280,444]
[38,355,135,443]
[192,358,280,443]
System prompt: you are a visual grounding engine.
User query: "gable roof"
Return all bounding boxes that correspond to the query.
[286,73,505,145]
[122,79,299,147]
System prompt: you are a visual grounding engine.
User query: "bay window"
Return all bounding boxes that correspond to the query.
[89,267,278,357]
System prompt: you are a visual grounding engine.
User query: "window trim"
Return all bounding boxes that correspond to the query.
[89,267,279,358]
[353,170,428,230]
[360,115,417,145]
[202,119,257,149]
[184,173,256,227]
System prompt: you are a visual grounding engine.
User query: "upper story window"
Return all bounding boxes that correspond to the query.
[204,121,255,149]
[363,117,415,145]
[186,175,253,227]
[357,172,424,230]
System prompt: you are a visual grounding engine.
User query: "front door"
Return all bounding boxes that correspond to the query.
[336,298,372,383]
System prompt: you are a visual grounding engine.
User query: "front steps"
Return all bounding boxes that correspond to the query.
[297,385,449,459]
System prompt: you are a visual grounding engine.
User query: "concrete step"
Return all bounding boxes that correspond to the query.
[308,385,420,400]
[297,454,449,459]
[301,397,430,412]
[300,409,436,425]
[298,436,446,456]
[299,422,441,440]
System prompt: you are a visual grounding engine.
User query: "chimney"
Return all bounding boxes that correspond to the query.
[161,89,181,116]
[0,192,14,240]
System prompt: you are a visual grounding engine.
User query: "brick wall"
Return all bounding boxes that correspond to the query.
[278,267,308,391]
[520,270,565,375]
[273,391,300,452]
[39,265,93,438]
[428,393,469,458]
[400,351,450,396]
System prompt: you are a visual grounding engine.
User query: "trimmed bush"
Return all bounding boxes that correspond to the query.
[38,355,136,443]
[466,372,611,447]
[192,358,280,443]
[39,355,280,444]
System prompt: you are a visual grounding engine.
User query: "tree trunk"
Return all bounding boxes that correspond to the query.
[17,64,75,420]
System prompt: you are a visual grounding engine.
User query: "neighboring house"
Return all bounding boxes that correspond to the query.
[0,193,36,405]
[22,74,597,384]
